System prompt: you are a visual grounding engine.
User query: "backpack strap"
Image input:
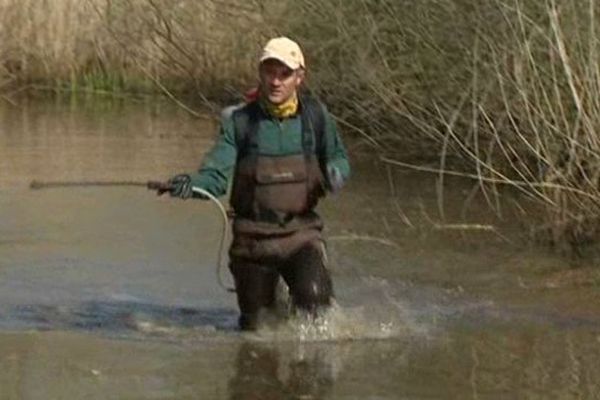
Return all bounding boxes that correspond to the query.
[300,94,327,172]
[232,101,261,160]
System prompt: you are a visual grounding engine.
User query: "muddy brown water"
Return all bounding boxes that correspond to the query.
[1,97,599,399]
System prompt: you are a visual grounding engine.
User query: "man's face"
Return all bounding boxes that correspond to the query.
[259,59,304,105]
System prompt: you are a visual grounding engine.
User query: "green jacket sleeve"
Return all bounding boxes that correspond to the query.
[189,117,237,197]
[322,105,351,188]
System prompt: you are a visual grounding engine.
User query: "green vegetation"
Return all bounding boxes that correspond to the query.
[1,0,600,250]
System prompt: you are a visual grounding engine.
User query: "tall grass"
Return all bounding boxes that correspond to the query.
[0,0,262,97]
[1,0,600,249]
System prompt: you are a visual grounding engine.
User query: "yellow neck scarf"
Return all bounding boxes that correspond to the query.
[262,93,298,119]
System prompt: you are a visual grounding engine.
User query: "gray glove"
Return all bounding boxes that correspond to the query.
[168,174,193,199]
[326,165,344,193]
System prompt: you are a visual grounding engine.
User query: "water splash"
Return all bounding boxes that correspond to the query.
[250,299,418,343]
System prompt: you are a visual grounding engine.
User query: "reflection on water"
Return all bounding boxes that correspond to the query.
[1,97,599,399]
[228,342,335,400]
[0,328,598,399]
[0,97,214,188]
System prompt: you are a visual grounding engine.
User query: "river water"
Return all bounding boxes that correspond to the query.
[0,97,599,399]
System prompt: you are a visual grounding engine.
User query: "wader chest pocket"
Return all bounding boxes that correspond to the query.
[255,155,308,185]
[254,156,309,213]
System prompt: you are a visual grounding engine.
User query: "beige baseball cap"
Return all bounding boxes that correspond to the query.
[259,37,305,70]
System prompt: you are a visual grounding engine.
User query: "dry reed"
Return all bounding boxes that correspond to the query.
[0,0,263,96]
[283,0,600,251]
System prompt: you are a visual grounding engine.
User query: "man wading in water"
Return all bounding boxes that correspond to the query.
[167,37,350,330]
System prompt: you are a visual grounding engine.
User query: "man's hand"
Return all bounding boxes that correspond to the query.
[326,165,344,193]
[168,174,194,199]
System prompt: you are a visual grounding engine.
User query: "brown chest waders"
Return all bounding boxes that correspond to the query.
[227,97,334,330]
